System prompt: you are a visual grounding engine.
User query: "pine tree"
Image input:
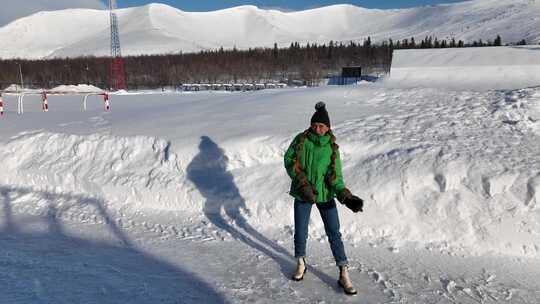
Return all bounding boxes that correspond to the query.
[402,38,409,48]
[327,40,334,59]
[363,36,371,48]
[493,35,502,46]
[441,39,447,48]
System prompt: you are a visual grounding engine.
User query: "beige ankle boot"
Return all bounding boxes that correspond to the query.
[292,257,307,281]
[338,265,357,295]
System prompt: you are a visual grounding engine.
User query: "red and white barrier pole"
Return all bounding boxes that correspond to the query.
[0,94,4,116]
[103,93,110,111]
[41,92,49,112]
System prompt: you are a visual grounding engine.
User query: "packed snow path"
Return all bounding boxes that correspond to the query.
[1,184,540,303]
[1,85,540,303]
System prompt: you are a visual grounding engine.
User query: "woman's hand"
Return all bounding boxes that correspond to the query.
[337,188,364,213]
[343,195,363,213]
[296,172,318,203]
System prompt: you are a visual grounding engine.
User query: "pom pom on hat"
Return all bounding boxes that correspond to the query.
[315,101,326,111]
[311,101,330,128]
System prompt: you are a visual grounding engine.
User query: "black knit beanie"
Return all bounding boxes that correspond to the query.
[310,102,330,128]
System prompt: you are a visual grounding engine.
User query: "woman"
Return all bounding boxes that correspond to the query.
[284,102,364,295]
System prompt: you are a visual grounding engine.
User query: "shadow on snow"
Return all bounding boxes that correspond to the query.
[186,135,338,290]
[0,186,228,304]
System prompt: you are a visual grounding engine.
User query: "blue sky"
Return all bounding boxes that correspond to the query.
[0,0,471,27]
[114,0,470,11]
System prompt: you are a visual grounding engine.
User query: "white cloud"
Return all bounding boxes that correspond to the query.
[0,0,106,27]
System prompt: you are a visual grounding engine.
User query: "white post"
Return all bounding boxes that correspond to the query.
[83,93,107,111]
[83,94,91,111]
[18,64,24,93]
[17,94,25,115]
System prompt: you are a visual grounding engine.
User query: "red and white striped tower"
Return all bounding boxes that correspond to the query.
[0,94,4,116]
[104,93,110,111]
[109,0,126,91]
[41,92,49,112]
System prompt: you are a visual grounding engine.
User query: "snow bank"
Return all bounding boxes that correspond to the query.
[0,132,190,214]
[1,86,540,257]
[2,84,104,94]
[3,84,23,92]
[2,84,41,93]
[388,46,540,90]
[49,84,104,93]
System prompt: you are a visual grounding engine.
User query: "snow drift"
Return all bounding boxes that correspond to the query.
[1,83,540,258]
[48,84,104,93]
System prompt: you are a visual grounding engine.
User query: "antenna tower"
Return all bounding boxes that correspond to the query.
[109,0,126,90]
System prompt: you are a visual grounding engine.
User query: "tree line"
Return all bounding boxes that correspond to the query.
[0,41,391,90]
[390,35,500,49]
[387,35,530,49]
[0,35,528,90]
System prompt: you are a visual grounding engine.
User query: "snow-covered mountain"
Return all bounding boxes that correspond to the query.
[1,0,540,59]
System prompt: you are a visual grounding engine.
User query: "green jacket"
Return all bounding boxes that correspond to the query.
[284,130,346,203]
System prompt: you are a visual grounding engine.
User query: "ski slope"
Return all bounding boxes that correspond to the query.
[1,0,540,59]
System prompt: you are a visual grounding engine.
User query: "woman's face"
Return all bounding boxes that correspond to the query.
[311,122,329,136]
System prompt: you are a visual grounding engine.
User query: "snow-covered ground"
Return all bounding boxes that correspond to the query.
[1,0,540,59]
[2,44,540,302]
[2,80,540,302]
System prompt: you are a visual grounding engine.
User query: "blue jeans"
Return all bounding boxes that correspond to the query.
[294,199,348,266]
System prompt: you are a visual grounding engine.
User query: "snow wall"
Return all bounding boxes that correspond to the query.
[388,46,540,90]
[1,80,540,259]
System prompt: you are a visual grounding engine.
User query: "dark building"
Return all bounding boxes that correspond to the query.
[341,66,362,78]
[328,66,362,85]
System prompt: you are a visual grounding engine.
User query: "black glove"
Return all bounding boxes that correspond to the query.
[337,188,364,213]
[343,195,363,213]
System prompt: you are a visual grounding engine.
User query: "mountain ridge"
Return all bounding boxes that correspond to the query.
[1,0,539,59]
